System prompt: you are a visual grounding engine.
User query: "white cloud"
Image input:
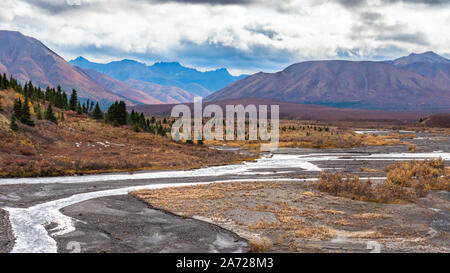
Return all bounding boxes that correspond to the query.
[0,0,448,73]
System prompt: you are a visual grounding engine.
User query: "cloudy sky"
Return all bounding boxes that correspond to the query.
[0,0,449,75]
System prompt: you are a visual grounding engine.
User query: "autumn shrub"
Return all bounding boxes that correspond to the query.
[248,237,273,253]
[317,172,415,203]
[408,144,417,153]
[386,158,448,194]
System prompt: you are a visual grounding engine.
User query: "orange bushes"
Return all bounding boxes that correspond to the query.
[248,237,273,253]
[317,159,449,203]
[316,172,415,203]
[386,158,448,194]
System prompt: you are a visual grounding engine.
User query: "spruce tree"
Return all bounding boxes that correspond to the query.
[76,102,83,114]
[10,115,19,131]
[158,124,166,136]
[45,104,58,124]
[133,123,141,132]
[117,101,127,125]
[13,99,22,118]
[20,98,35,127]
[92,102,104,120]
[37,107,42,120]
[35,104,43,120]
[69,89,78,111]
[62,92,69,110]
[106,101,118,125]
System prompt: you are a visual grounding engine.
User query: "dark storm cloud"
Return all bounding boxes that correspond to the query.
[29,1,76,13]
[350,11,430,46]
[166,39,297,72]
[245,24,281,40]
[359,12,382,24]
[28,0,93,14]
[146,0,260,5]
[376,32,430,46]
[336,45,409,60]
[333,0,449,8]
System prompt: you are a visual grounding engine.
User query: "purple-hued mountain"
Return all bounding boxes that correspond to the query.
[392,51,450,88]
[124,79,194,104]
[206,52,450,111]
[0,30,153,106]
[0,30,242,106]
[70,57,247,97]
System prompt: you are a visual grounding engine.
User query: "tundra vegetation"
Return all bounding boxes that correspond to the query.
[0,75,252,177]
[133,158,449,253]
[202,121,414,149]
[317,158,448,202]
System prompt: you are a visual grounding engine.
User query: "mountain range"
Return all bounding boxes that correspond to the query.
[207,52,450,110]
[0,30,141,107]
[0,30,449,111]
[0,30,244,107]
[69,57,247,98]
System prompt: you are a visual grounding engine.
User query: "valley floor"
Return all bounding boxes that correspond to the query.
[133,181,449,252]
[0,129,448,253]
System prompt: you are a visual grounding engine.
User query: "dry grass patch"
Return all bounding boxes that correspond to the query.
[317,159,449,204]
[386,158,449,195]
[132,179,450,252]
[360,167,381,173]
[278,125,405,149]
[132,181,338,253]
[350,213,391,220]
[316,172,415,203]
[205,120,410,149]
[248,237,273,253]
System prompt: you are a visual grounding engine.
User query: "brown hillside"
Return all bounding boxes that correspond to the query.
[0,88,249,177]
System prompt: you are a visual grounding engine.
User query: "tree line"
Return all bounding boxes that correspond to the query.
[105,101,169,136]
[2,73,169,137]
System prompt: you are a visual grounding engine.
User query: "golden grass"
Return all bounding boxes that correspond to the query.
[316,172,415,203]
[386,158,449,195]
[408,144,417,153]
[202,120,411,149]
[360,167,381,173]
[279,126,405,149]
[350,213,391,220]
[316,159,449,204]
[248,237,273,253]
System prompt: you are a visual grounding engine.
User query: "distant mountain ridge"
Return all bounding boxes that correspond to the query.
[392,51,450,66]
[206,52,450,111]
[0,30,244,107]
[1,30,448,111]
[124,78,194,104]
[0,30,146,107]
[391,51,450,89]
[70,57,247,97]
